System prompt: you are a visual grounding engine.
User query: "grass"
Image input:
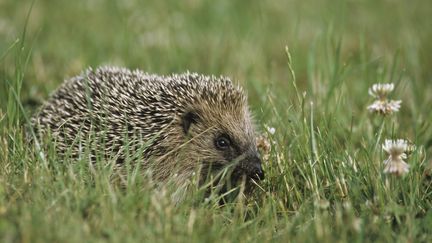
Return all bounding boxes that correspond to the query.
[1,0,432,242]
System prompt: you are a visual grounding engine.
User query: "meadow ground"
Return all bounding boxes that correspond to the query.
[1,0,432,242]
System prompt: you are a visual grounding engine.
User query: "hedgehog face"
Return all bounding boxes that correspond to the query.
[181,105,265,188]
[212,132,265,183]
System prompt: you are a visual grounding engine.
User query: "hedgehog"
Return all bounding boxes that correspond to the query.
[30,66,265,200]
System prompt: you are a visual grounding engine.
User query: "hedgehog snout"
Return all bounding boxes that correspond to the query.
[241,154,265,181]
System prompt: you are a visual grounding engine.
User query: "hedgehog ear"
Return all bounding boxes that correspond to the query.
[182,111,199,134]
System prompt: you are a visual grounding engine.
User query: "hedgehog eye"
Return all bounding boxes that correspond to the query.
[215,135,231,150]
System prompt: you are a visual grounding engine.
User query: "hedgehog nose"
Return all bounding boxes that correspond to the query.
[247,156,265,181]
[251,163,265,181]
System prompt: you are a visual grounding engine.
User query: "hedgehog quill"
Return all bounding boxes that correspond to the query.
[30,66,265,202]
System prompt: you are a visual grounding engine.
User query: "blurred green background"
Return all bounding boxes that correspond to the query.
[1,0,431,106]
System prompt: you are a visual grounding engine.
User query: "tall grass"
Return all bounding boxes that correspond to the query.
[1,0,432,242]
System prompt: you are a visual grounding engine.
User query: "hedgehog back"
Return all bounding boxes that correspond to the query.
[31,66,247,163]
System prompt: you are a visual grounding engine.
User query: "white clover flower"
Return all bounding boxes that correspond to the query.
[368,83,395,99]
[382,139,410,176]
[367,83,401,115]
[266,126,276,135]
[367,99,402,115]
[256,135,271,161]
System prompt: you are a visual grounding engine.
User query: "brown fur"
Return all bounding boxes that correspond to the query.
[30,66,264,200]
